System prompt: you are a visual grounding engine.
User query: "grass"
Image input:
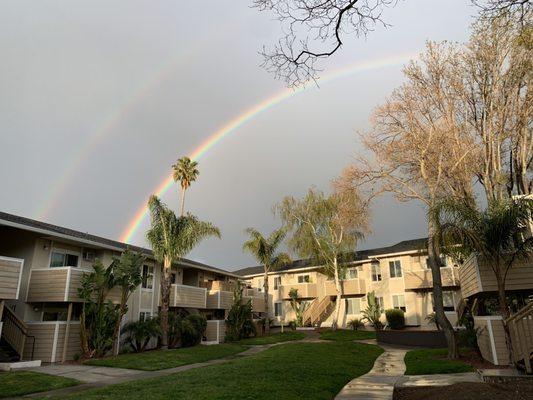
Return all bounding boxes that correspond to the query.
[0,370,79,398]
[233,331,306,345]
[404,348,475,375]
[58,341,383,400]
[320,329,376,341]
[84,343,247,371]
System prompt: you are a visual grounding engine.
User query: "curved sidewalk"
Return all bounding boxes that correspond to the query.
[335,342,409,400]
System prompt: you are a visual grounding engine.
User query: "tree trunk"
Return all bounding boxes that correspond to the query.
[112,289,127,356]
[428,218,458,359]
[160,258,172,350]
[180,187,186,216]
[496,268,514,364]
[331,257,343,331]
[263,269,269,335]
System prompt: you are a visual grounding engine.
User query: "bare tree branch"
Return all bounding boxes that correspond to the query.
[254,0,398,87]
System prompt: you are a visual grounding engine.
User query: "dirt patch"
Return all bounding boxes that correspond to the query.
[394,381,533,400]
[437,349,511,370]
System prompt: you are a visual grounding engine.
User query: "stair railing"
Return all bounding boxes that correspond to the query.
[1,306,35,361]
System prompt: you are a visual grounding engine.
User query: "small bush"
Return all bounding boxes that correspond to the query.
[181,314,207,347]
[347,318,364,330]
[385,309,405,330]
[288,320,297,331]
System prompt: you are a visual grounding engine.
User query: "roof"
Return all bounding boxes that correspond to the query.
[233,238,428,277]
[0,211,240,278]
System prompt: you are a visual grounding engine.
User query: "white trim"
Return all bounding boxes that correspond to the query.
[30,267,92,272]
[0,256,25,300]
[25,269,32,302]
[26,321,81,325]
[486,319,499,365]
[64,267,72,301]
[474,256,483,291]
[216,320,220,343]
[50,322,59,363]
[473,315,503,321]
[218,290,221,309]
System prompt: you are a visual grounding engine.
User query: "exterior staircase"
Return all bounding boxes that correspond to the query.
[506,302,533,374]
[302,296,335,327]
[0,306,34,362]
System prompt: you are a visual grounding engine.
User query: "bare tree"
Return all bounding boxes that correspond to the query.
[254,0,397,87]
[474,0,531,24]
[338,41,479,358]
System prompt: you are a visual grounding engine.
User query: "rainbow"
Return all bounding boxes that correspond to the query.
[120,52,417,243]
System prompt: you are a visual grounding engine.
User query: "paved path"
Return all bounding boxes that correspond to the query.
[335,341,409,400]
[396,372,481,387]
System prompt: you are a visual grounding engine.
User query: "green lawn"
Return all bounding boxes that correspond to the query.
[404,348,475,375]
[0,370,79,398]
[320,329,376,341]
[234,331,306,345]
[59,341,383,400]
[85,343,247,371]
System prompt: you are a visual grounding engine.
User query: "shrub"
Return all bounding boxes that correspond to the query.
[226,282,257,341]
[181,314,207,347]
[362,291,383,331]
[122,318,161,352]
[385,309,405,330]
[347,318,364,330]
[288,320,297,331]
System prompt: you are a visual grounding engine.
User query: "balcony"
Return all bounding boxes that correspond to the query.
[404,267,459,290]
[324,279,366,296]
[200,280,235,292]
[0,256,23,300]
[26,267,121,303]
[206,290,233,309]
[168,284,207,308]
[242,292,266,313]
[279,283,317,300]
[460,254,533,299]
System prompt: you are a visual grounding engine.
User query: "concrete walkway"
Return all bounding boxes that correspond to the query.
[335,341,409,400]
[396,372,481,387]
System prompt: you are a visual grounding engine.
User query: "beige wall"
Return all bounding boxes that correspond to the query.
[247,252,461,329]
[474,316,510,365]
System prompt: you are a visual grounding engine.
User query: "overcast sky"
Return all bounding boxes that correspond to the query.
[0,0,477,270]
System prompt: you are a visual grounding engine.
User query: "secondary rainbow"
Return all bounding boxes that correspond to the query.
[120,52,418,243]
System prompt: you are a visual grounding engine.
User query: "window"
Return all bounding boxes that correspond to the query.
[371,263,382,281]
[346,268,358,279]
[82,251,96,262]
[273,276,281,290]
[389,260,402,278]
[297,275,310,283]
[50,250,79,268]
[392,295,406,312]
[142,265,154,289]
[376,297,384,311]
[432,291,455,312]
[425,255,448,269]
[139,311,151,322]
[345,298,361,315]
[170,272,177,284]
[274,302,283,317]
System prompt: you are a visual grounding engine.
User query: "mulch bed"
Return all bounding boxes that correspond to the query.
[394,381,533,400]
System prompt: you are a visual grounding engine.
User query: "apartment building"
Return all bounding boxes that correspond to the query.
[236,239,462,330]
[0,211,264,364]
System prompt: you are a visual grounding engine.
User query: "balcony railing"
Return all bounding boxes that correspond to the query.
[200,280,235,292]
[168,284,207,309]
[26,267,121,303]
[0,256,24,300]
[279,283,317,299]
[242,294,266,313]
[324,278,366,296]
[206,290,233,309]
[404,267,459,290]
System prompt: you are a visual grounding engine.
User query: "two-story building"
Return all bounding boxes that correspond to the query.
[235,239,462,330]
[0,211,263,364]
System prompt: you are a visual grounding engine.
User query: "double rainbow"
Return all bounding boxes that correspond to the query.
[119,52,416,243]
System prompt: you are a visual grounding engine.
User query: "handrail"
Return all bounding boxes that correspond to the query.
[1,306,34,360]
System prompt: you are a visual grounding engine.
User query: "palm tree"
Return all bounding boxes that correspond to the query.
[243,228,291,334]
[146,195,220,349]
[435,196,533,361]
[110,249,145,355]
[172,156,199,216]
